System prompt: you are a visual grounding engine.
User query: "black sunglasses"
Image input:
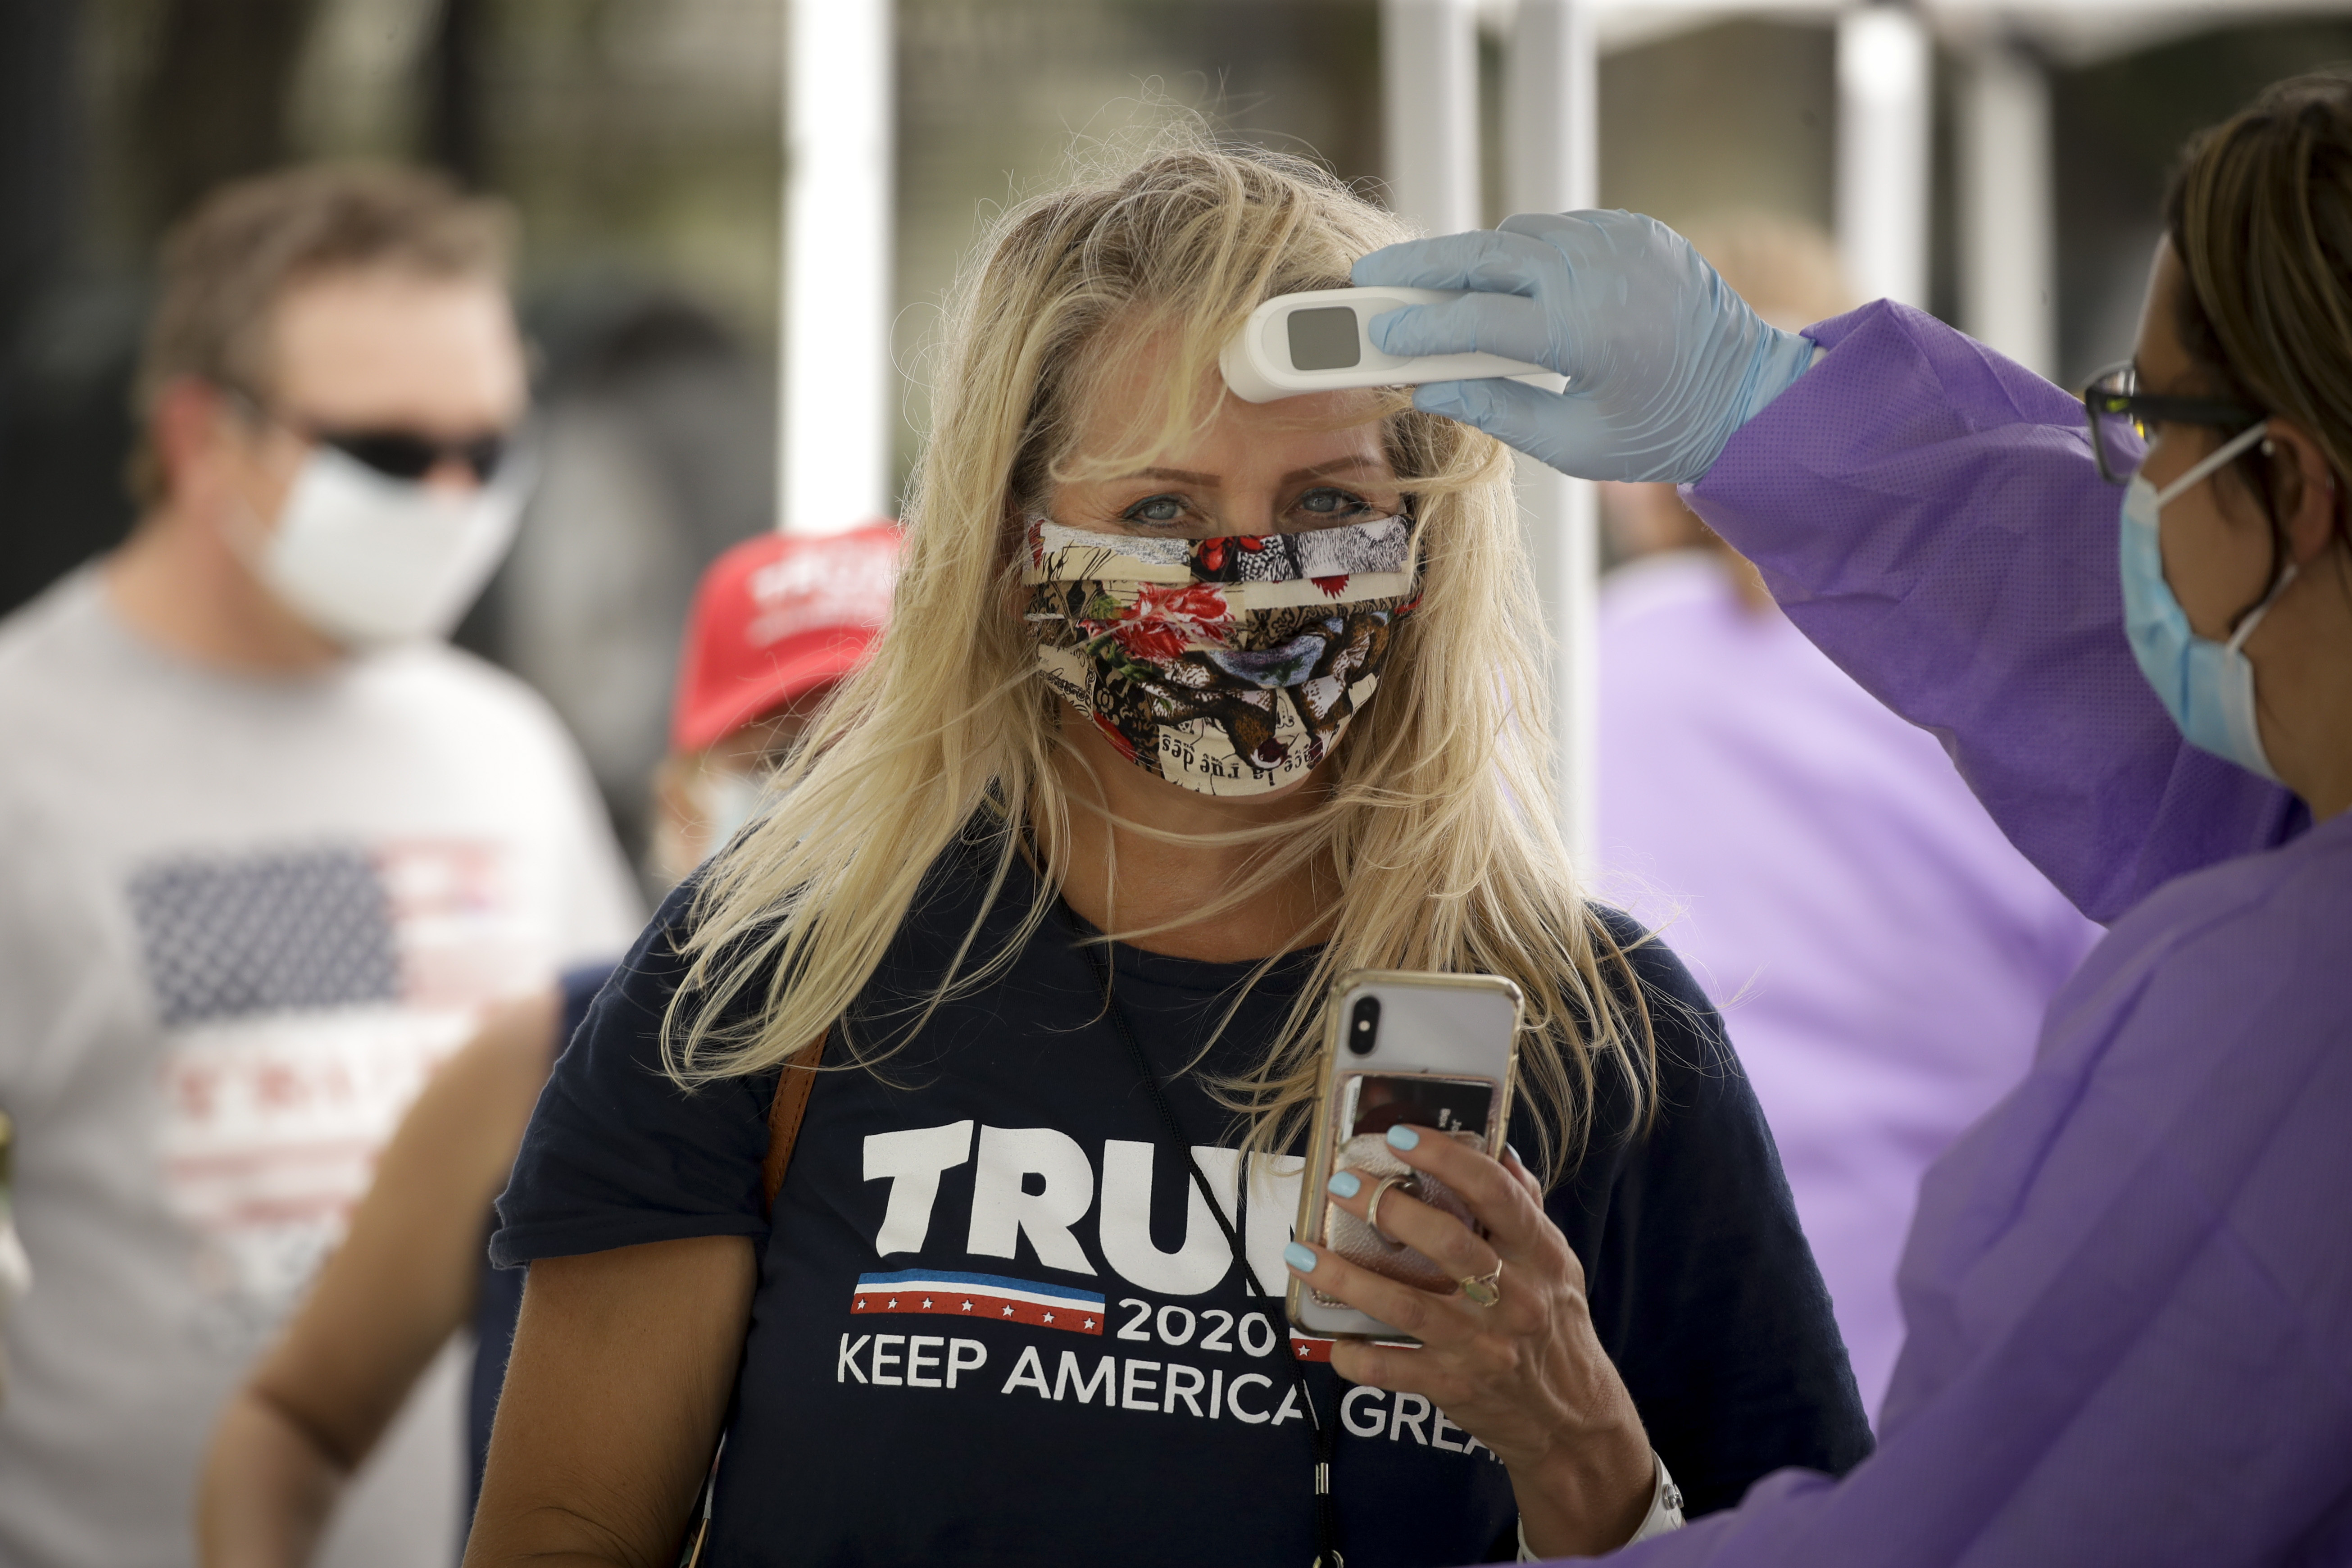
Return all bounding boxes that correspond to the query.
[225,384,515,485]
[2081,362,2263,486]
[314,428,512,485]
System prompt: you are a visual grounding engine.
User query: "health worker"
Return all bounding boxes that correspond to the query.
[1354,72,2352,1563]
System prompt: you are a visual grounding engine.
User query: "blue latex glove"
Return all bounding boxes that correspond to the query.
[1352,209,1819,484]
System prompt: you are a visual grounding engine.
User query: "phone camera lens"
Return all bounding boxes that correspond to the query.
[1347,996,1380,1056]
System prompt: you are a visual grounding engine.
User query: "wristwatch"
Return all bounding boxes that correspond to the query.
[1515,1452,1685,1560]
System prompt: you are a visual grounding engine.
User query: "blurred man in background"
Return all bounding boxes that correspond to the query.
[197,524,900,1567]
[1595,214,2103,1419]
[0,165,640,1568]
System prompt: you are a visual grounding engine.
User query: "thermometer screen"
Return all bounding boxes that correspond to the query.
[1285,305,1362,372]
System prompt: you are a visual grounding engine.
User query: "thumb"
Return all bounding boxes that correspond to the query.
[1413,377,1617,480]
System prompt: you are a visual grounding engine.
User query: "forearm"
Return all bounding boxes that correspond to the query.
[1686,300,2301,921]
[197,1391,351,1568]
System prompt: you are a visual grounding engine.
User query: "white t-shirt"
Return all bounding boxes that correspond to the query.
[0,570,643,1568]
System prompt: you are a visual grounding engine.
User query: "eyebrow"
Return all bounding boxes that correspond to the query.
[1115,456,1394,489]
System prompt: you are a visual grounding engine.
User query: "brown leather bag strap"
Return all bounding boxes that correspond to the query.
[759,1028,827,1213]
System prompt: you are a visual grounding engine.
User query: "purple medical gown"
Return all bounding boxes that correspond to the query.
[1596,551,2100,1417]
[1559,301,2351,1564]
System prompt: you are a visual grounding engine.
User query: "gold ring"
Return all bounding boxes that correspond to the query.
[1458,1263,1503,1308]
[1364,1174,1418,1245]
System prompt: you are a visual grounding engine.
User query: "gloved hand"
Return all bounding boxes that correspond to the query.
[1352,209,1818,485]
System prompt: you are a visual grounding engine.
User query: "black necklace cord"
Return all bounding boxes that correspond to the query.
[1066,912,1344,1568]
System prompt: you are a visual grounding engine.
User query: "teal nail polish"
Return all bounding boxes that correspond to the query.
[1284,1242,1319,1273]
[1326,1170,1362,1199]
[1386,1123,1421,1151]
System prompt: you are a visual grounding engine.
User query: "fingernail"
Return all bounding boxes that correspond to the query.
[1284,1242,1319,1274]
[1326,1170,1362,1199]
[1386,1124,1421,1151]
[1507,1142,1525,1167]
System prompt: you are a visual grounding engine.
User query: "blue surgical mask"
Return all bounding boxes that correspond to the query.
[2119,419,2299,783]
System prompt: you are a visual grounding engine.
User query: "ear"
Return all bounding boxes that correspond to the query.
[148,377,243,504]
[2261,416,2343,567]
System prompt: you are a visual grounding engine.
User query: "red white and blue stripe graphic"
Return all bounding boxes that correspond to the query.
[850,1270,1106,1334]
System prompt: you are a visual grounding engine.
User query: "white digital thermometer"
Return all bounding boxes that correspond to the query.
[1219,286,1566,404]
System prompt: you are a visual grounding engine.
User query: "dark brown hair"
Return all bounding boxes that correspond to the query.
[2166,72,2352,547]
[129,163,515,504]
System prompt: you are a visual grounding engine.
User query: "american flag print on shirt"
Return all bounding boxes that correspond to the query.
[129,840,540,1345]
[851,1269,1106,1334]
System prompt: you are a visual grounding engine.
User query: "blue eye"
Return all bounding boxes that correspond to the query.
[1295,487,1373,520]
[1123,494,1188,526]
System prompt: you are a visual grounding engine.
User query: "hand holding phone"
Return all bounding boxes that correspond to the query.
[1287,970,1521,1341]
[1281,974,1663,1552]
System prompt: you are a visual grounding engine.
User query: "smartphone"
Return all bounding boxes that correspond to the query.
[1286,969,1523,1342]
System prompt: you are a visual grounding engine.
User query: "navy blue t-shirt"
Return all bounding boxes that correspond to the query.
[493,833,1868,1566]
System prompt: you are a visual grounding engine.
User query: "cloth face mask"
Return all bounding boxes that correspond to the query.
[246,445,528,650]
[1022,511,1418,795]
[2119,418,2298,784]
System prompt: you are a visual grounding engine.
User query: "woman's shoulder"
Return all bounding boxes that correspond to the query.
[1583,902,1737,1093]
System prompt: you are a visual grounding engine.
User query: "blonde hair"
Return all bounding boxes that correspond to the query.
[668,134,1657,1179]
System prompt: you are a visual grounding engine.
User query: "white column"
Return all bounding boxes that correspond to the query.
[1836,5,1931,309]
[1959,39,2055,378]
[1505,0,1600,868]
[1382,0,1481,236]
[780,0,895,534]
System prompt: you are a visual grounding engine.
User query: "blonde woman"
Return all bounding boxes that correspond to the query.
[468,142,1867,1568]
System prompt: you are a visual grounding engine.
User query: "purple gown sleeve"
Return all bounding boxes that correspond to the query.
[1680,301,2305,924]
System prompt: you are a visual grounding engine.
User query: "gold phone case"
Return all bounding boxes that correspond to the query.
[1285,969,1522,1343]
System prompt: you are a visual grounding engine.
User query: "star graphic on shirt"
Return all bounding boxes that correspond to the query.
[854,1297,867,1309]
[1002,1304,1016,1317]
[1296,1342,1311,1357]
[887,1298,899,1309]
[922,1297,935,1308]
[1084,1317,1097,1330]
[1043,1312,1055,1324]
[961,1300,974,1311]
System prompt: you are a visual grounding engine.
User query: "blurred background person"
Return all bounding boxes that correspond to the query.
[197,524,899,1568]
[0,164,641,1568]
[1593,216,2102,1419]
[647,523,901,885]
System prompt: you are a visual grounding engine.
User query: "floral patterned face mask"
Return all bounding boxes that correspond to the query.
[1021,511,1418,795]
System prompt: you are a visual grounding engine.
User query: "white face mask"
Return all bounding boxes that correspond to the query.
[690,768,763,854]
[246,445,527,650]
[647,764,768,890]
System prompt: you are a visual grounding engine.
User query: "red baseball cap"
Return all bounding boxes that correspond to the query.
[670,523,903,751]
